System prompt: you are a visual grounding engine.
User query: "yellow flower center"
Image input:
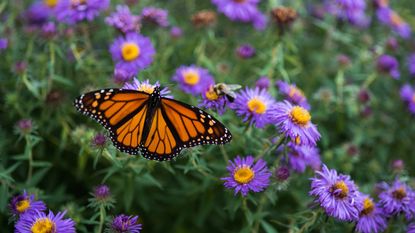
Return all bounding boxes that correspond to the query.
[121,43,141,61]
[233,166,255,184]
[44,0,58,7]
[288,86,304,98]
[16,199,31,213]
[390,12,404,27]
[137,83,154,94]
[392,187,407,200]
[331,181,349,198]
[183,71,200,85]
[70,0,86,6]
[205,87,219,100]
[294,136,301,145]
[247,98,267,114]
[31,218,55,233]
[361,198,375,215]
[290,106,311,126]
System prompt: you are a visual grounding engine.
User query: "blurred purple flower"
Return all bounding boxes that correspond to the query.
[378,180,415,219]
[236,44,256,59]
[41,21,57,38]
[110,33,156,73]
[255,76,270,90]
[9,191,46,218]
[109,214,142,233]
[0,38,7,50]
[386,37,398,51]
[400,84,415,114]
[91,133,107,148]
[106,5,141,34]
[123,78,172,98]
[285,142,321,173]
[355,195,388,233]
[16,119,34,135]
[275,166,290,181]
[140,7,169,27]
[230,87,276,128]
[199,85,227,115]
[376,54,400,79]
[93,184,111,200]
[170,26,182,38]
[221,155,271,196]
[392,159,404,172]
[377,7,411,39]
[113,66,136,84]
[56,0,109,24]
[23,3,50,27]
[172,65,214,95]
[408,223,415,233]
[276,80,310,110]
[15,210,75,233]
[268,101,320,146]
[325,0,370,27]
[407,53,415,76]
[310,164,363,221]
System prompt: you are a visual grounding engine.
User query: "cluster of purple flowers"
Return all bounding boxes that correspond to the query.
[375,0,411,39]
[310,165,415,233]
[324,0,369,27]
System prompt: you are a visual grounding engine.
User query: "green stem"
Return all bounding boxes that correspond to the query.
[251,194,268,233]
[25,135,33,183]
[98,205,106,233]
[46,42,55,98]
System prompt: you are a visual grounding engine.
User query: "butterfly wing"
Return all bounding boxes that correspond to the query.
[74,88,150,154]
[139,98,232,161]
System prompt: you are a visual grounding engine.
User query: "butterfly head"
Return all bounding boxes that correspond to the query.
[151,86,161,97]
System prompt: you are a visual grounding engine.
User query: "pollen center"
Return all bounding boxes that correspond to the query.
[137,83,155,94]
[390,12,404,26]
[183,71,200,85]
[247,98,267,114]
[234,166,255,184]
[205,87,219,100]
[392,187,407,200]
[16,199,30,213]
[361,198,375,215]
[31,218,55,233]
[288,86,304,98]
[44,0,58,7]
[290,106,311,126]
[121,43,141,61]
[331,181,349,198]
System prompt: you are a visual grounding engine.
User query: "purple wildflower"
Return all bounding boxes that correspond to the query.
[15,210,75,233]
[325,0,370,27]
[140,7,169,27]
[23,3,51,27]
[41,21,57,39]
[170,26,183,38]
[0,38,7,50]
[93,184,111,200]
[199,85,227,115]
[110,33,156,73]
[400,84,415,114]
[275,166,290,181]
[211,0,267,30]
[106,5,141,34]
[276,80,310,110]
[91,133,107,148]
[377,7,411,39]
[113,66,136,84]
[378,179,415,219]
[408,223,415,233]
[9,191,46,218]
[56,0,109,24]
[16,119,34,135]
[285,142,321,173]
[236,44,256,59]
[376,54,400,79]
[123,78,172,98]
[355,195,388,233]
[268,101,320,146]
[221,155,272,196]
[256,76,270,90]
[230,87,276,128]
[108,214,142,233]
[392,159,404,172]
[407,53,415,76]
[310,164,363,221]
[172,65,214,95]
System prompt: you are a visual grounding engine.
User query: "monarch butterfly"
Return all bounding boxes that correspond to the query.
[74,86,232,161]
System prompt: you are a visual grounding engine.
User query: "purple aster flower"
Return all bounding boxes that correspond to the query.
[199,85,228,115]
[15,210,75,233]
[211,0,267,30]
[106,5,141,34]
[93,184,111,200]
[113,66,136,84]
[407,53,415,76]
[236,44,256,59]
[170,26,182,38]
[376,54,400,79]
[41,21,57,39]
[268,101,320,146]
[122,78,172,98]
[172,65,214,96]
[276,80,310,110]
[325,0,370,27]
[230,87,276,128]
[285,142,321,173]
[108,214,142,233]
[221,155,272,196]
[355,195,388,233]
[377,7,411,39]
[23,3,51,27]
[256,76,270,90]
[0,38,7,50]
[9,191,46,218]
[56,0,109,24]
[92,133,107,148]
[378,179,415,219]
[140,7,169,28]
[310,164,363,221]
[275,166,290,181]
[400,84,415,114]
[110,33,156,73]
[408,223,415,233]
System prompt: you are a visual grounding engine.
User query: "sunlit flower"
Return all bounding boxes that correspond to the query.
[377,7,411,39]
[110,33,156,73]
[376,54,400,79]
[172,65,214,95]
[106,5,141,34]
[310,164,363,221]
[221,155,272,196]
[400,84,415,114]
[15,210,75,233]
[231,87,276,128]
[140,7,169,27]
[199,85,227,115]
[268,101,320,146]
[355,195,388,233]
[9,191,46,218]
[56,0,109,24]
[276,80,310,110]
[378,179,415,219]
[123,78,172,98]
[107,214,142,233]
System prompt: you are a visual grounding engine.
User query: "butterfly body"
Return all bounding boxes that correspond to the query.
[74,87,232,161]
